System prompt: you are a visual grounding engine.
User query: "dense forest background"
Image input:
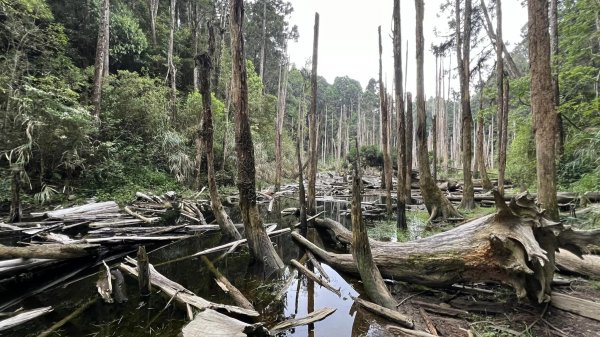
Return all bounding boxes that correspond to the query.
[0,0,598,206]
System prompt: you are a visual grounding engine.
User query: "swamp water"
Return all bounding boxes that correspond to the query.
[4,195,426,337]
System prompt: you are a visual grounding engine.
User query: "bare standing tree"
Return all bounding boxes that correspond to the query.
[416,0,461,222]
[307,13,319,221]
[529,0,559,220]
[393,0,407,230]
[229,0,283,270]
[378,26,392,215]
[92,0,110,119]
[149,0,159,45]
[199,22,242,241]
[167,0,177,123]
[275,55,289,191]
[496,0,507,195]
[550,0,563,155]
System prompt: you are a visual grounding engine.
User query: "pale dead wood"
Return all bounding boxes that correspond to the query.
[181,309,268,337]
[0,307,53,331]
[386,325,438,337]
[37,299,96,337]
[290,259,341,296]
[200,256,254,310]
[418,307,438,336]
[270,307,336,332]
[306,250,330,281]
[556,249,600,279]
[123,206,157,224]
[551,292,600,321]
[355,297,414,328]
[0,243,99,259]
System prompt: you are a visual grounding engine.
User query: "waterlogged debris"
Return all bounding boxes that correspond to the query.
[181,309,269,337]
[269,307,336,332]
[0,306,52,331]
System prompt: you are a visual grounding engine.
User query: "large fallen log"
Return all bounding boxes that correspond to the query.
[556,249,600,279]
[0,307,53,331]
[550,292,600,322]
[181,309,268,337]
[293,192,600,303]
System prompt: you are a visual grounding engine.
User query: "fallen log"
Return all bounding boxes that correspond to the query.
[200,256,254,310]
[119,258,258,317]
[292,192,600,303]
[556,249,600,279]
[551,291,600,322]
[386,325,438,337]
[181,309,268,337]
[290,259,341,296]
[0,243,99,259]
[37,299,96,337]
[0,307,53,331]
[269,307,336,332]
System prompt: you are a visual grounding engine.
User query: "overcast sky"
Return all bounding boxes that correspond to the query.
[286,0,527,97]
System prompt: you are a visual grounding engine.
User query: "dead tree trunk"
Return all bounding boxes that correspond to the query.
[457,0,475,210]
[393,0,407,230]
[92,0,110,119]
[168,0,177,123]
[9,166,21,223]
[199,23,242,241]
[351,144,397,309]
[529,0,559,221]
[378,26,393,216]
[307,13,319,220]
[415,0,461,222]
[550,0,563,156]
[229,0,283,270]
[293,192,599,304]
[405,92,413,202]
[259,0,267,82]
[275,56,288,191]
[480,0,522,78]
[149,0,159,46]
[496,0,506,196]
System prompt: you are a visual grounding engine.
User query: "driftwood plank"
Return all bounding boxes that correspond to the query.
[290,259,341,296]
[551,292,600,321]
[0,306,53,331]
[270,307,336,332]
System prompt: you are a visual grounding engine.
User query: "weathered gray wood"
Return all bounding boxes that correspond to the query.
[556,249,600,279]
[200,256,254,310]
[0,307,52,331]
[137,246,151,296]
[551,292,600,321]
[306,250,330,281]
[386,325,438,337]
[119,258,258,317]
[290,259,341,296]
[181,309,268,337]
[41,201,119,219]
[37,299,96,337]
[355,298,413,328]
[0,243,99,259]
[270,307,336,332]
[84,235,189,244]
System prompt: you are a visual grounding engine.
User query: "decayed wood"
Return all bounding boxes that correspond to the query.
[354,298,413,328]
[123,206,157,224]
[181,309,268,337]
[84,235,189,244]
[0,243,99,259]
[306,250,330,281]
[200,256,254,310]
[293,192,599,302]
[0,306,52,331]
[137,246,151,296]
[412,300,468,317]
[119,258,258,317]
[270,307,336,332]
[38,201,119,219]
[290,259,340,296]
[551,292,600,322]
[418,307,438,336]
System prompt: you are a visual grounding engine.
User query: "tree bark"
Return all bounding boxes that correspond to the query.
[9,167,21,223]
[259,0,267,83]
[393,0,407,230]
[457,0,475,210]
[405,93,414,202]
[476,71,493,190]
[415,0,461,222]
[480,0,522,78]
[149,0,159,46]
[307,13,319,220]
[293,192,596,304]
[168,0,177,123]
[92,0,110,119]
[351,145,397,309]
[229,0,283,270]
[529,0,559,221]
[496,0,507,196]
[378,26,393,216]
[549,0,563,156]
[200,23,242,241]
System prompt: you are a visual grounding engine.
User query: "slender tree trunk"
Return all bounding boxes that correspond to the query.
[192,3,200,92]
[259,0,267,83]
[529,0,559,221]
[297,138,308,237]
[9,166,21,223]
[307,13,320,220]
[168,0,177,123]
[477,71,493,190]
[351,144,397,309]
[103,4,110,78]
[275,57,288,191]
[393,0,407,230]
[199,23,242,241]
[378,26,393,215]
[497,0,506,195]
[457,0,475,210]
[229,0,283,270]
[92,0,110,119]
[500,77,509,193]
[405,92,413,203]
[549,0,563,156]
[149,0,159,46]
[415,0,461,222]
[480,0,522,78]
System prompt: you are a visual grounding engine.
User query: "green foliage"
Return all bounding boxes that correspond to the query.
[347,145,383,168]
[506,117,536,190]
[109,5,148,66]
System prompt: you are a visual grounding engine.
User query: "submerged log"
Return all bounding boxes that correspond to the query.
[293,192,600,303]
[269,307,336,332]
[354,298,413,328]
[181,309,268,337]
